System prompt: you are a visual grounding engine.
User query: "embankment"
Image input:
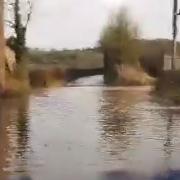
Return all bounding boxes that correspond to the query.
[156,71,180,104]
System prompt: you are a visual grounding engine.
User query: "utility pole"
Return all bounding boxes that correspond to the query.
[0,0,5,90]
[172,0,178,70]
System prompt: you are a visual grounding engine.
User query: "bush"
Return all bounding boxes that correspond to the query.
[100,7,140,65]
[116,65,155,86]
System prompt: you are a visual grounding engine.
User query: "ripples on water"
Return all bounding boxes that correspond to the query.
[1,76,180,180]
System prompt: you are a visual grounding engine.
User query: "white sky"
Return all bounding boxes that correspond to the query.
[26,0,174,49]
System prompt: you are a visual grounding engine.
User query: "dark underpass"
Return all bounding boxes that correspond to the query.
[65,68,104,82]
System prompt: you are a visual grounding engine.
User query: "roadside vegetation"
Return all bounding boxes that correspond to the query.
[100,7,154,85]
[1,2,180,98]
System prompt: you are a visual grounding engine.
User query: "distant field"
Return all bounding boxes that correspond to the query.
[26,39,180,76]
[27,49,104,70]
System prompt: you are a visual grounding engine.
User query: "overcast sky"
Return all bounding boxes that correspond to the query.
[26,0,174,49]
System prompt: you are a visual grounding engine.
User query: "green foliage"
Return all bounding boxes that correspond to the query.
[100,7,140,65]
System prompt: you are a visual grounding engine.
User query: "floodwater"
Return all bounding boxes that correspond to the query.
[1,76,180,180]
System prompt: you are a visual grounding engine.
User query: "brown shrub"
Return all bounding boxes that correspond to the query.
[116,65,155,86]
[29,67,65,88]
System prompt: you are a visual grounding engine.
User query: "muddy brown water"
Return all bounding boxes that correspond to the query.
[1,76,180,180]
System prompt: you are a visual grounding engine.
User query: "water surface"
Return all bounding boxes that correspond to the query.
[1,76,180,180]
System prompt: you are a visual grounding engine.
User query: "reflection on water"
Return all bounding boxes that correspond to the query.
[1,76,180,179]
[99,89,180,174]
[0,97,31,179]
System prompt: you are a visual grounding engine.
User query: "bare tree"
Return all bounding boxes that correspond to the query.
[0,0,5,89]
[5,0,32,61]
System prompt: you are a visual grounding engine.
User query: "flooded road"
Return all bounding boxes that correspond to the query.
[1,76,180,180]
